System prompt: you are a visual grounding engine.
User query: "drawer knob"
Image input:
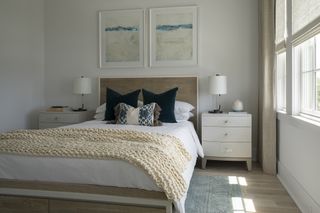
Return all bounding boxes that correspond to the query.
[54,117,58,121]
[224,133,228,136]
[224,120,228,124]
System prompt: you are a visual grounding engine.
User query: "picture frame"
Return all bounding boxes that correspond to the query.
[99,9,145,68]
[149,6,198,67]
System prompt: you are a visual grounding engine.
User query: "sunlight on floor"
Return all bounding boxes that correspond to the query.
[243,198,256,212]
[228,176,238,184]
[238,177,247,186]
[228,176,248,186]
[232,197,256,213]
[229,176,256,213]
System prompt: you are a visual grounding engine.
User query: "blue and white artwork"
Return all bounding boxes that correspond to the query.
[99,10,144,68]
[156,13,193,61]
[150,6,198,67]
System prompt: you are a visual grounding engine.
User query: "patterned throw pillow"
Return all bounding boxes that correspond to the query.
[114,103,161,126]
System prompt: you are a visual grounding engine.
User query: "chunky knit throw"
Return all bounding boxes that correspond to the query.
[0,128,191,200]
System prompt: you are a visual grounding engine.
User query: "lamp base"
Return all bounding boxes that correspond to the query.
[209,104,223,113]
[208,109,223,114]
[72,103,87,111]
[72,108,87,112]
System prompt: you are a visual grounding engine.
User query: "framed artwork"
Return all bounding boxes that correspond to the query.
[99,9,144,68]
[149,6,198,67]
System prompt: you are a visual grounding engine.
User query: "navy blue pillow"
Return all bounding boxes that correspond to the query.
[142,87,178,123]
[105,88,140,121]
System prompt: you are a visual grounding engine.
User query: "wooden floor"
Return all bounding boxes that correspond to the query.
[195,161,301,213]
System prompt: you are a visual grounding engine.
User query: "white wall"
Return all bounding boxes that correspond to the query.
[0,0,45,132]
[277,114,320,213]
[44,0,259,159]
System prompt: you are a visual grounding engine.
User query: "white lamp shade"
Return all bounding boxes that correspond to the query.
[73,77,92,95]
[209,75,227,95]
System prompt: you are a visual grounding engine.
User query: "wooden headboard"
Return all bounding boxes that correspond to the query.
[99,77,198,129]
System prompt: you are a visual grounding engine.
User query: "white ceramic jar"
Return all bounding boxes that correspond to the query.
[232,99,244,112]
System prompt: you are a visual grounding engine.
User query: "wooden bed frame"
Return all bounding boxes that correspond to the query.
[0,76,198,213]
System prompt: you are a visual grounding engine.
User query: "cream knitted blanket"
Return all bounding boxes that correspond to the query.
[0,128,192,200]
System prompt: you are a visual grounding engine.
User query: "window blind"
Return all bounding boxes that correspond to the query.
[293,0,320,35]
[276,52,286,110]
[275,0,286,45]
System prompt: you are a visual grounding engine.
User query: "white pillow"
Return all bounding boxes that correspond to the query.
[94,112,104,120]
[174,101,195,114]
[176,112,194,122]
[96,103,106,113]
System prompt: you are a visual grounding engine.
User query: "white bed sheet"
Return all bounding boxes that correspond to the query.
[0,120,203,213]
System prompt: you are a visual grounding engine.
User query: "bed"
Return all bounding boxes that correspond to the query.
[0,77,203,213]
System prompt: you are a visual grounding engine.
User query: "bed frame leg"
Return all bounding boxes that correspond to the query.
[165,202,173,213]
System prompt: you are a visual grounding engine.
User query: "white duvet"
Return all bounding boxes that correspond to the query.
[0,120,203,213]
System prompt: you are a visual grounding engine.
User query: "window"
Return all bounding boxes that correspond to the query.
[275,0,320,119]
[294,33,320,117]
[293,0,320,34]
[275,0,287,112]
[275,0,286,45]
[276,52,286,111]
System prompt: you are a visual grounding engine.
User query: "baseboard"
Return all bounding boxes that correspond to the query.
[277,161,320,213]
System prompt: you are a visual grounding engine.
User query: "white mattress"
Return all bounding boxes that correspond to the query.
[0,120,203,213]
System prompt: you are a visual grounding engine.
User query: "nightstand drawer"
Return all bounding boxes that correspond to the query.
[203,142,251,158]
[202,127,250,142]
[38,122,67,129]
[39,113,81,123]
[202,116,251,127]
[38,111,92,129]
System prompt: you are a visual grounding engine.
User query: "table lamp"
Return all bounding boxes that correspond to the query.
[73,76,92,111]
[209,74,227,113]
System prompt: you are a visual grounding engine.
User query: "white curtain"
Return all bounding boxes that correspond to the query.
[259,0,277,175]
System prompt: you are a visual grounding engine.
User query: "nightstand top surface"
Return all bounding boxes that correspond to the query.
[202,112,251,117]
[40,110,91,114]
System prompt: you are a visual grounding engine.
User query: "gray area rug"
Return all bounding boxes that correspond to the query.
[185,175,242,213]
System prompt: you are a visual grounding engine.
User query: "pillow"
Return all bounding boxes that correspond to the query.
[175,101,195,114]
[94,112,105,120]
[176,112,194,122]
[97,100,192,122]
[96,103,106,114]
[142,88,178,123]
[105,88,140,121]
[95,101,143,114]
[114,102,162,126]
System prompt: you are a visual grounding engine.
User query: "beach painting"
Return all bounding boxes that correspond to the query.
[99,9,144,68]
[150,7,198,67]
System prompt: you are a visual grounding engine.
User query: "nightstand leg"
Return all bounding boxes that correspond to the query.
[202,158,207,169]
[246,159,252,171]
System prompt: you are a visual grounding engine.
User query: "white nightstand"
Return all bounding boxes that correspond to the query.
[201,113,252,171]
[38,111,92,129]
